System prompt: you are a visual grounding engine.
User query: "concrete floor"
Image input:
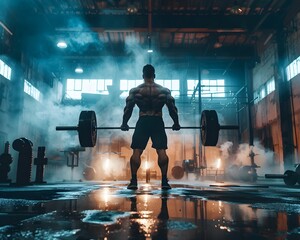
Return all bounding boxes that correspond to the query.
[0,177,300,240]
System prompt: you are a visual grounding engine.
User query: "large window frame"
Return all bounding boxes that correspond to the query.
[187,79,225,97]
[24,80,41,101]
[66,78,113,100]
[0,59,12,80]
[286,56,300,81]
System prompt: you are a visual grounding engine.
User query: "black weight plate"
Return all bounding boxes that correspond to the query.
[283,170,298,186]
[171,166,184,179]
[78,111,97,147]
[295,164,300,184]
[200,110,220,146]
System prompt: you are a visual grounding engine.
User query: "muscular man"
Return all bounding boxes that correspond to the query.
[121,64,181,190]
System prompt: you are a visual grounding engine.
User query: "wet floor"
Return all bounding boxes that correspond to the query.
[0,179,300,240]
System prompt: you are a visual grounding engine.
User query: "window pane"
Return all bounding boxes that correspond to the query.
[128,80,135,90]
[187,80,196,90]
[7,67,11,80]
[164,80,172,89]
[90,80,97,91]
[172,80,180,90]
[67,79,74,91]
[217,79,224,85]
[82,80,90,91]
[74,80,82,90]
[120,80,127,91]
[201,79,209,86]
[0,60,3,75]
[210,80,216,86]
[97,80,105,90]
[156,80,164,86]
[106,79,112,86]
[136,80,143,86]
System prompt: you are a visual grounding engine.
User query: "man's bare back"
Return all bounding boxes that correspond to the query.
[121,82,180,129]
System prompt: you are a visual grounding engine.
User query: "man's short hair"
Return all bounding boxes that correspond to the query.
[143,64,155,78]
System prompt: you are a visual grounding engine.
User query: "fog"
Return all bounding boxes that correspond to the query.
[1,14,284,184]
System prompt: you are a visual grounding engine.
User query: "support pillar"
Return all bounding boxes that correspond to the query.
[275,27,295,170]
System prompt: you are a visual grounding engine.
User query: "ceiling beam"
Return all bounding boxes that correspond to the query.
[49,14,282,33]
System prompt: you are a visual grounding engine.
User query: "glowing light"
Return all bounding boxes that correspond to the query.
[147,49,153,53]
[101,187,111,206]
[56,40,67,49]
[104,158,110,171]
[144,161,149,170]
[216,158,221,169]
[75,66,83,74]
[143,194,149,204]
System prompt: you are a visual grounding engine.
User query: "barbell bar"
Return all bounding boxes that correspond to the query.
[56,110,239,147]
[265,170,299,186]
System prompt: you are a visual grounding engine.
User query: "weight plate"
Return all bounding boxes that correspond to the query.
[200,110,220,146]
[295,164,300,184]
[283,170,298,186]
[171,166,184,179]
[78,111,97,147]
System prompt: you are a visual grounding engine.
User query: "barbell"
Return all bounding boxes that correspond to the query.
[55,110,239,147]
[265,170,299,186]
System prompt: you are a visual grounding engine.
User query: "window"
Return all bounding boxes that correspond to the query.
[120,79,143,98]
[187,79,225,97]
[65,78,113,100]
[286,56,300,81]
[266,77,275,94]
[156,79,180,97]
[259,87,266,99]
[24,80,41,101]
[0,59,12,80]
[120,79,180,98]
[254,76,275,104]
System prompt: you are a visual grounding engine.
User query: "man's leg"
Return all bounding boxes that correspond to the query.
[157,149,171,189]
[127,149,143,189]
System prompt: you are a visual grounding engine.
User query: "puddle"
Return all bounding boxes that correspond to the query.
[0,183,299,239]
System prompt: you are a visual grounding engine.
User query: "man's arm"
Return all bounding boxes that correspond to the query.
[166,90,180,130]
[121,89,135,131]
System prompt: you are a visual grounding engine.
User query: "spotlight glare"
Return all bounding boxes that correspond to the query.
[147,49,153,53]
[75,66,83,74]
[56,41,67,49]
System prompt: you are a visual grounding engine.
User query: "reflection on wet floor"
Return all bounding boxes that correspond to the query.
[0,181,300,239]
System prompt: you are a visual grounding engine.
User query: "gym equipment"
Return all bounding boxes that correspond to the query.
[171,166,185,179]
[12,138,33,186]
[265,170,299,186]
[227,164,258,182]
[56,110,239,147]
[0,141,13,183]
[83,166,96,181]
[295,164,300,184]
[34,146,48,184]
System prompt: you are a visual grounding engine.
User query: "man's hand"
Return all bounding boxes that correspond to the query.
[172,123,181,131]
[121,123,130,131]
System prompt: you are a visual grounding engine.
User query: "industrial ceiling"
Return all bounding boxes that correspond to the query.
[1,0,300,76]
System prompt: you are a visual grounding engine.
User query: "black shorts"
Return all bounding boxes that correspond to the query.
[131,116,168,150]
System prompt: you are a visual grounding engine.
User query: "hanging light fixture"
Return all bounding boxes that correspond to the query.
[75,65,83,74]
[230,1,244,15]
[56,40,68,49]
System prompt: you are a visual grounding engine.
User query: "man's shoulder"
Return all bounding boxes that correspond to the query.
[129,86,140,93]
[155,84,171,93]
